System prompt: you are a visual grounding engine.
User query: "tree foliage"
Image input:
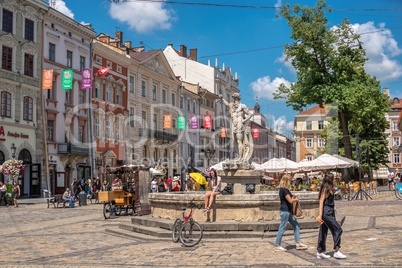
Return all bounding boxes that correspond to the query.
[275,0,390,167]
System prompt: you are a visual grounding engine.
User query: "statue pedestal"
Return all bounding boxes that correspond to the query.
[218,169,262,194]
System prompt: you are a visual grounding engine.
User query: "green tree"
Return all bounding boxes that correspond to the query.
[275,0,390,166]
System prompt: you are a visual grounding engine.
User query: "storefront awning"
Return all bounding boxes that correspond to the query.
[372,167,389,179]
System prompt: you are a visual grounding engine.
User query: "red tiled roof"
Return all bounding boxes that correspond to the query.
[298,104,328,116]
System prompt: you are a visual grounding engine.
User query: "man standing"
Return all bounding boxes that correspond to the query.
[0,182,8,206]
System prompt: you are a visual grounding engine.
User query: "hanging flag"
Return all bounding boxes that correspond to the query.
[61,69,73,90]
[252,128,259,138]
[164,114,172,129]
[97,66,110,77]
[203,114,212,129]
[190,115,198,129]
[42,69,53,90]
[81,68,92,89]
[177,115,186,130]
[220,127,227,138]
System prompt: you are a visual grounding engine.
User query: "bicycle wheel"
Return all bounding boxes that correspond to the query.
[179,220,203,247]
[115,206,122,216]
[172,218,182,243]
[103,203,112,219]
[395,184,402,200]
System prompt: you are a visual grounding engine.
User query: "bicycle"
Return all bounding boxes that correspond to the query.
[172,198,203,247]
[395,183,402,200]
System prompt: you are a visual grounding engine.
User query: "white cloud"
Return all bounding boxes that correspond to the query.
[50,0,74,19]
[266,114,294,135]
[109,1,176,33]
[275,53,296,74]
[250,76,292,101]
[351,22,402,82]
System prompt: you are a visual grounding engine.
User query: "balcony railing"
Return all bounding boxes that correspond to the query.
[138,128,178,143]
[58,142,89,155]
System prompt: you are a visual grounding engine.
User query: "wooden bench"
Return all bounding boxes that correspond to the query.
[47,195,69,208]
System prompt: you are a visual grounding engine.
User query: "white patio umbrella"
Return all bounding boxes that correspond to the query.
[332,154,360,167]
[260,158,300,173]
[299,154,352,172]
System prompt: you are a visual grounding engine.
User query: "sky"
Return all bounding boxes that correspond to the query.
[49,0,402,137]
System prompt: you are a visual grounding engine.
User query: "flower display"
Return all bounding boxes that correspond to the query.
[1,159,24,177]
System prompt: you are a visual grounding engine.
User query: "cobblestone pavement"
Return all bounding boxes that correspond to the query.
[1,189,401,268]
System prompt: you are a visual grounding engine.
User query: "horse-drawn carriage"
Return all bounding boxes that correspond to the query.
[98,189,135,219]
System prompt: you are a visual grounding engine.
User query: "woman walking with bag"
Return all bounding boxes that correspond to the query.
[274,174,308,252]
[316,173,346,259]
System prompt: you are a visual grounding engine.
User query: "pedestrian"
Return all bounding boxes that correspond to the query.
[203,168,221,213]
[0,181,9,206]
[71,178,79,199]
[274,174,308,252]
[12,181,20,208]
[316,173,347,259]
[151,178,158,193]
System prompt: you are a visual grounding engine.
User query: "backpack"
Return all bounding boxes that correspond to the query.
[221,185,233,195]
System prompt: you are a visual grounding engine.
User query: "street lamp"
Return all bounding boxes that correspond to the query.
[205,147,215,167]
[11,143,16,159]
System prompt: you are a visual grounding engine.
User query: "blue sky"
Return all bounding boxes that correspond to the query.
[50,0,402,137]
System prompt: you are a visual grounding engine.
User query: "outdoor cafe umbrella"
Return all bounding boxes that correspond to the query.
[299,153,352,172]
[260,158,300,173]
[332,154,360,167]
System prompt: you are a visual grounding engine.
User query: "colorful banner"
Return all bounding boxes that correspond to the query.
[203,114,212,129]
[220,127,227,138]
[81,68,92,89]
[42,69,53,90]
[97,66,110,77]
[61,69,73,90]
[190,115,198,129]
[163,114,172,129]
[252,128,259,138]
[177,115,186,130]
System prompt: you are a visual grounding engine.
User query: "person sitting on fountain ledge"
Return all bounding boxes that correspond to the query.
[204,168,221,213]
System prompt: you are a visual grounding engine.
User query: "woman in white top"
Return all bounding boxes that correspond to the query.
[204,168,221,212]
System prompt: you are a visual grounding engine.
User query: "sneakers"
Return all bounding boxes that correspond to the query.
[334,251,347,259]
[317,252,331,259]
[296,243,308,250]
[275,246,287,252]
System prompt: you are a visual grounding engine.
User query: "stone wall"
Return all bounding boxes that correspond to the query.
[149,191,319,222]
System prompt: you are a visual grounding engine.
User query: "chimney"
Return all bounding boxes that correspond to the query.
[383,88,390,97]
[180,44,187,57]
[115,31,123,47]
[125,41,132,49]
[189,48,197,61]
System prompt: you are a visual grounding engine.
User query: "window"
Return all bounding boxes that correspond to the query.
[173,119,176,129]
[129,75,135,93]
[152,85,157,101]
[172,93,175,106]
[141,80,146,97]
[393,121,398,131]
[116,89,121,105]
[79,56,85,72]
[115,121,120,140]
[116,65,122,73]
[187,99,191,111]
[318,138,325,148]
[305,138,312,148]
[180,96,184,109]
[318,120,324,130]
[78,126,84,142]
[49,43,55,62]
[25,18,34,41]
[66,50,72,68]
[129,108,135,127]
[393,137,400,147]
[162,89,166,104]
[306,155,313,161]
[24,53,34,77]
[78,90,84,104]
[306,121,312,130]
[394,153,400,164]
[105,120,110,139]
[106,85,112,102]
[95,118,100,136]
[2,45,12,71]
[95,56,102,64]
[65,90,72,105]
[95,82,101,99]
[141,111,146,128]
[23,96,33,121]
[153,113,157,130]
[2,9,13,33]
[47,120,54,141]
[1,91,11,117]
[193,100,196,113]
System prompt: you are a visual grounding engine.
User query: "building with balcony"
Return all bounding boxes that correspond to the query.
[43,6,95,194]
[0,0,48,196]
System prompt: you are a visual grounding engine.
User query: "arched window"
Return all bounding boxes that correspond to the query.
[1,91,11,117]
[23,96,33,121]
[18,149,32,164]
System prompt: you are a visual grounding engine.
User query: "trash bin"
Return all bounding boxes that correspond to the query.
[79,191,87,206]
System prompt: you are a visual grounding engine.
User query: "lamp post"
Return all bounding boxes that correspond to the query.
[11,143,16,159]
[205,147,215,167]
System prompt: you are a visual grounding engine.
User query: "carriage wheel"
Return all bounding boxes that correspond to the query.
[103,203,112,219]
[115,206,122,216]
